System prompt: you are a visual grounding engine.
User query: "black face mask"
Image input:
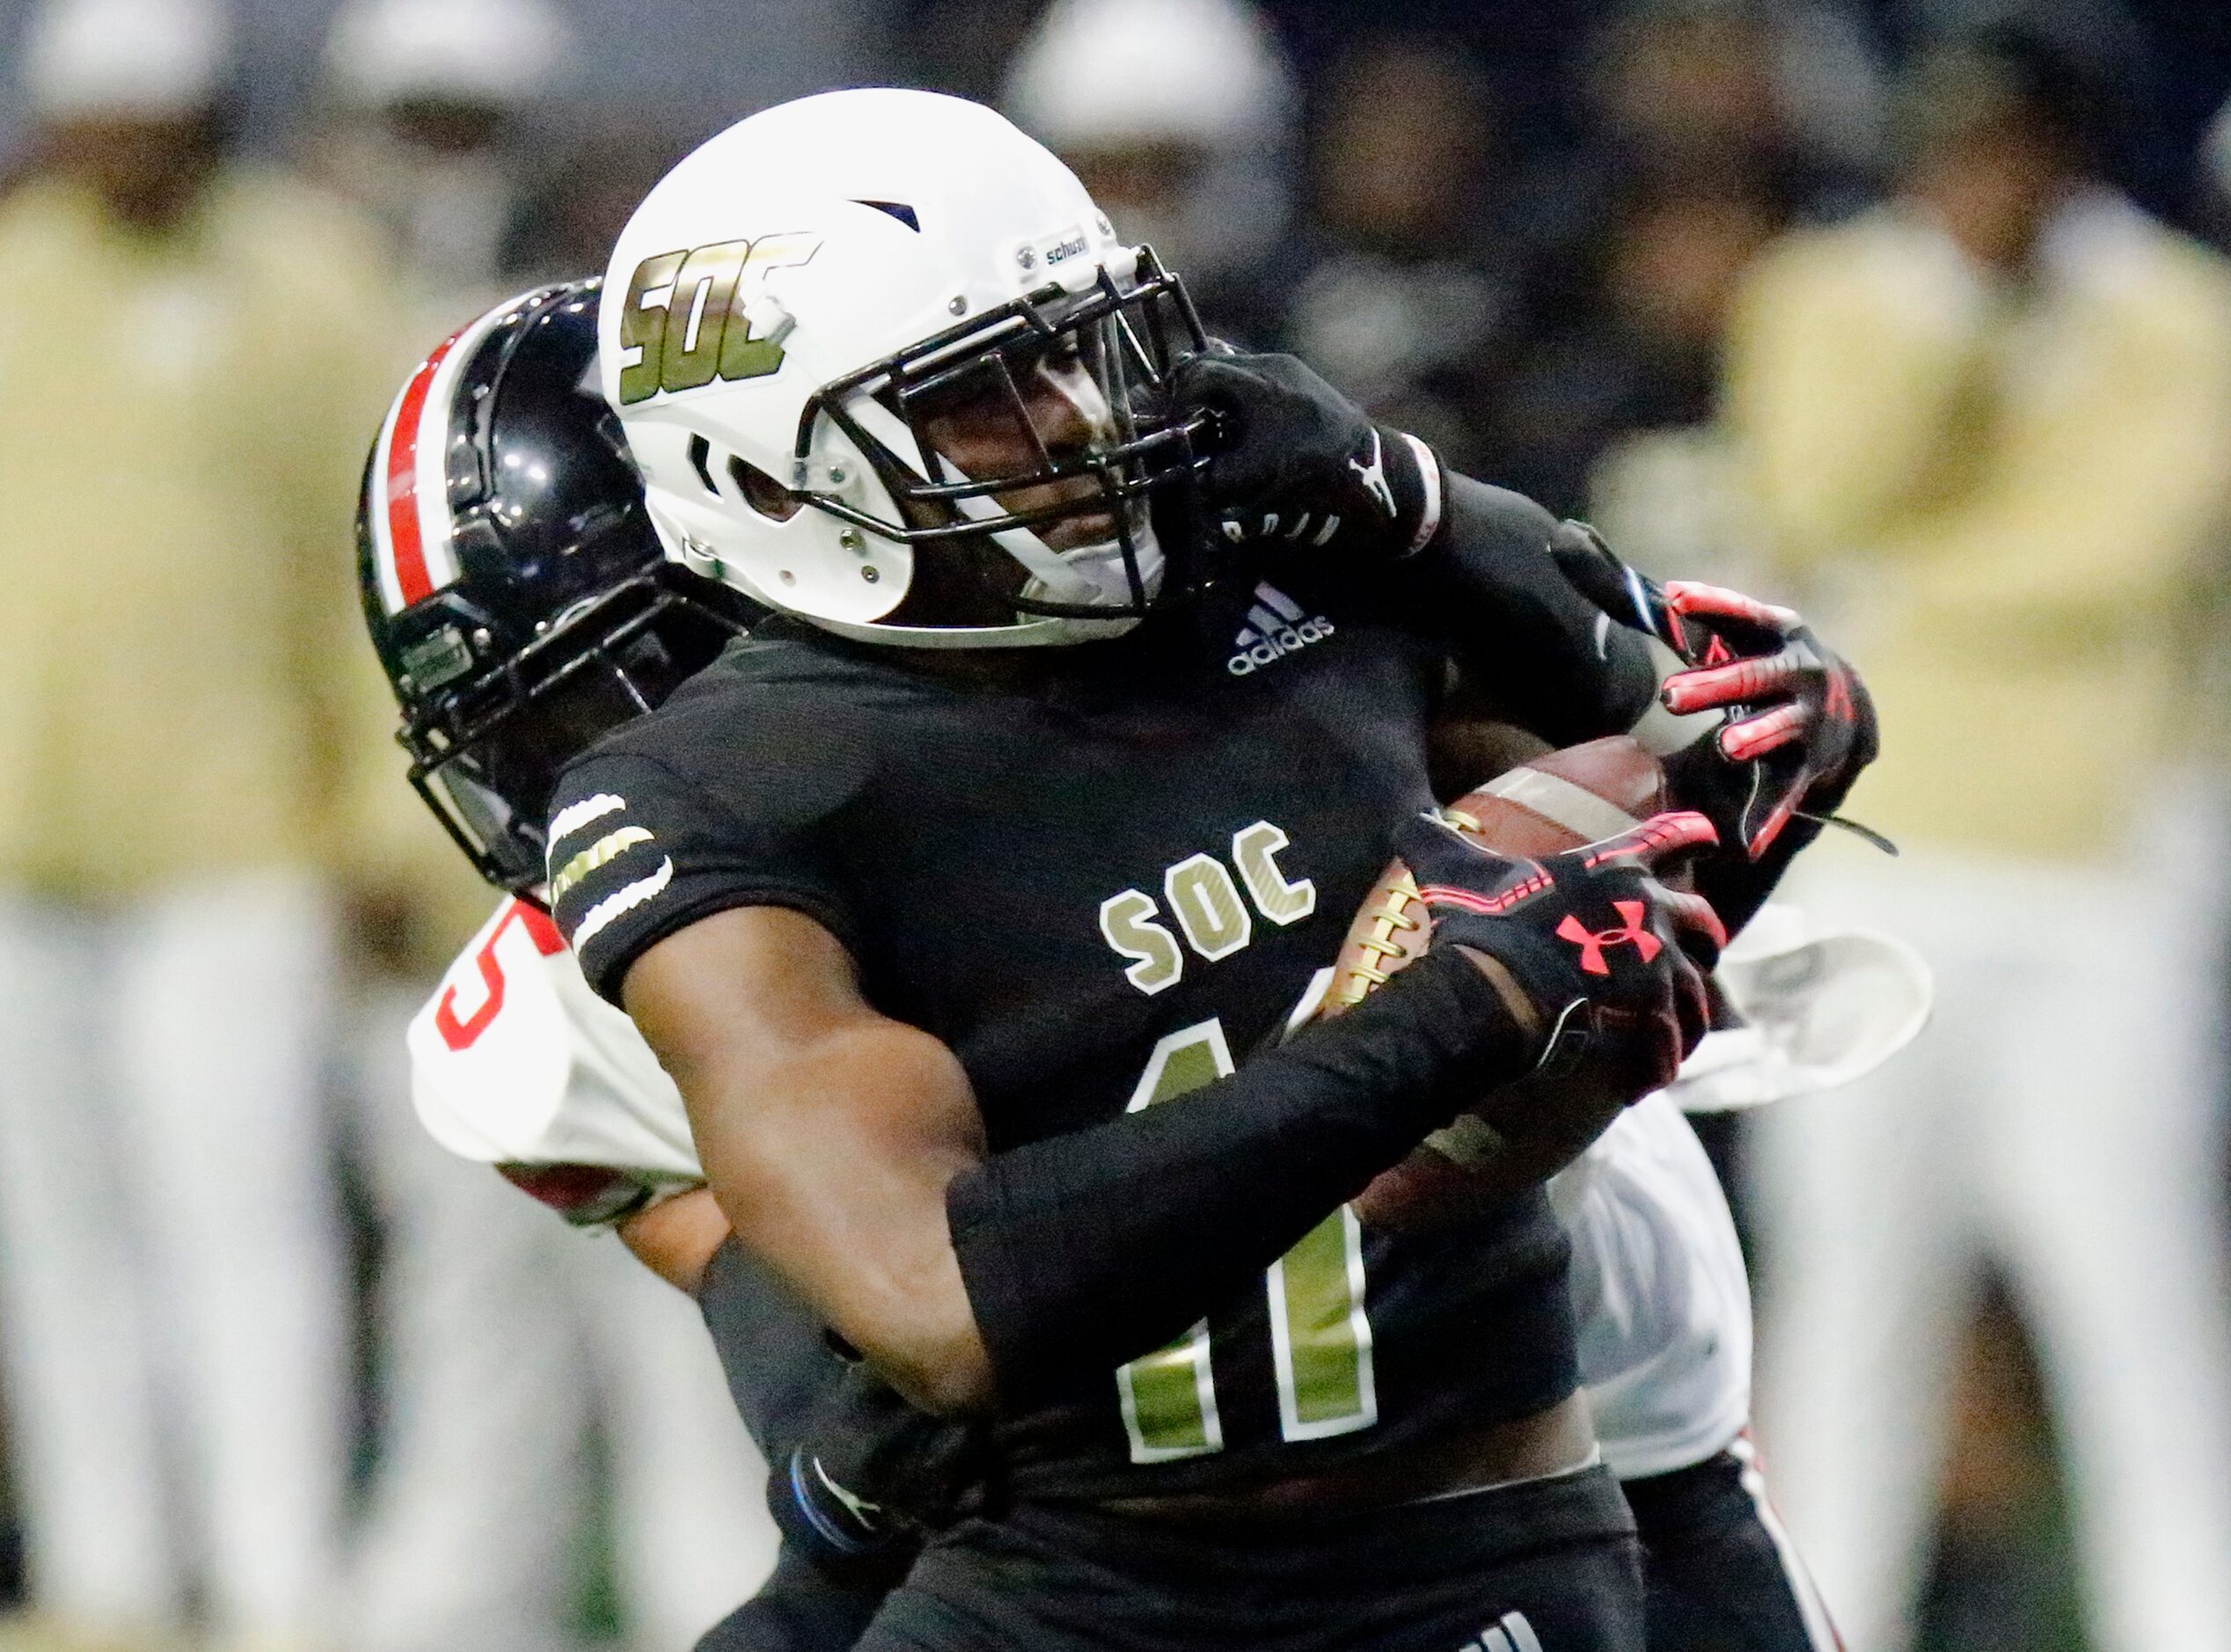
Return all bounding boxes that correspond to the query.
[412,574,744,897]
[797,249,1222,625]
[362,281,763,901]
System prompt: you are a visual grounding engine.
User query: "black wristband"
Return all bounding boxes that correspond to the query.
[1381,428,1445,559]
[947,947,1532,1406]
[770,1360,984,1552]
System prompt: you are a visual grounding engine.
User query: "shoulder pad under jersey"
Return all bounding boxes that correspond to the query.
[407,900,705,1221]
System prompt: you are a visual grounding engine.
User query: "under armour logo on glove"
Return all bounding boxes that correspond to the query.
[1555,903,1663,975]
[1395,808,1725,1089]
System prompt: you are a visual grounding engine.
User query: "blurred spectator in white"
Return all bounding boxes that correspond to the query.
[341,981,774,1652]
[312,6,780,1641]
[0,0,404,1646]
[310,0,574,322]
[1003,0,1296,341]
[1725,28,2231,1652]
[337,701,774,1652]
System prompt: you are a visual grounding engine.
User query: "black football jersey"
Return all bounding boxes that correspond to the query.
[549,567,1620,1497]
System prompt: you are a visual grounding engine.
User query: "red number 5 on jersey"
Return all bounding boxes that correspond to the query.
[435,901,568,1051]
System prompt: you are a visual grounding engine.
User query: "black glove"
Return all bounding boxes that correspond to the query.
[766,1361,985,1583]
[1654,581,1878,854]
[1393,808,1725,1096]
[1549,523,1879,860]
[1169,347,1442,560]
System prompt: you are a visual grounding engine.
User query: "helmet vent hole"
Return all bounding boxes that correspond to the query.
[854,200,920,232]
[687,435,720,498]
[728,453,804,523]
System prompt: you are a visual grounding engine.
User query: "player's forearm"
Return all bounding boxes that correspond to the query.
[689,960,1531,1416]
[624,917,1001,1414]
[684,1020,998,1416]
[1394,472,1698,750]
[949,947,1536,1406]
[629,910,1539,1417]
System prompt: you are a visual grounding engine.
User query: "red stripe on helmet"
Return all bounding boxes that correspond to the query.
[384,332,461,608]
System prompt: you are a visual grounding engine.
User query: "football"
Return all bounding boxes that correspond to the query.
[1327,736,1668,1229]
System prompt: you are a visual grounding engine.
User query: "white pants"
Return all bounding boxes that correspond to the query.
[1747,815,2231,1652]
[345,985,775,1652]
[0,876,349,1644]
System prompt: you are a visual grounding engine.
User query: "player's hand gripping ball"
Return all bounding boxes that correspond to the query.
[1550,523,1877,858]
[1325,738,1725,1228]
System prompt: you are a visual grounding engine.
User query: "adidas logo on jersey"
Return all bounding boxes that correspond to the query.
[1458,1612,1543,1652]
[1227,582,1335,676]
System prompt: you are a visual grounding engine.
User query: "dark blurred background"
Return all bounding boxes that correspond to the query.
[4,1,2231,1648]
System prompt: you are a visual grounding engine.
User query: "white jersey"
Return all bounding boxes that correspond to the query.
[407,900,703,1226]
[1554,1096,1751,1479]
[409,896,1928,1474]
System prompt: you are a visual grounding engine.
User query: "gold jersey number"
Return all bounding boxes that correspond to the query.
[1114,1018,1378,1463]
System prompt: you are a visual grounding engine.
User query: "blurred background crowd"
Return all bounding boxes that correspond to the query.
[0,0,2229,1648]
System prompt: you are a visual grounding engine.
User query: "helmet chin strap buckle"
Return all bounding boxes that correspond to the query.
[1038,527,1166,613]
[1025,571,1107,605]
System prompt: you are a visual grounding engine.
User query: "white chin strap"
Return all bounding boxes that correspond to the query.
[1016,532,1165,615]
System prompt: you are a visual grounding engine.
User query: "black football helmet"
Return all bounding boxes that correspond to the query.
[359,279,757,896]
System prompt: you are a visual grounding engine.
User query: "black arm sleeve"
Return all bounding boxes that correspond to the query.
[947,947,1532,1406]
[696,1237,851,1465]
[1384,472,1664,746]
[692,1545,891,1652]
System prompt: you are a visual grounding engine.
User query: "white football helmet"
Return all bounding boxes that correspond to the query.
[599,87,1211,647]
